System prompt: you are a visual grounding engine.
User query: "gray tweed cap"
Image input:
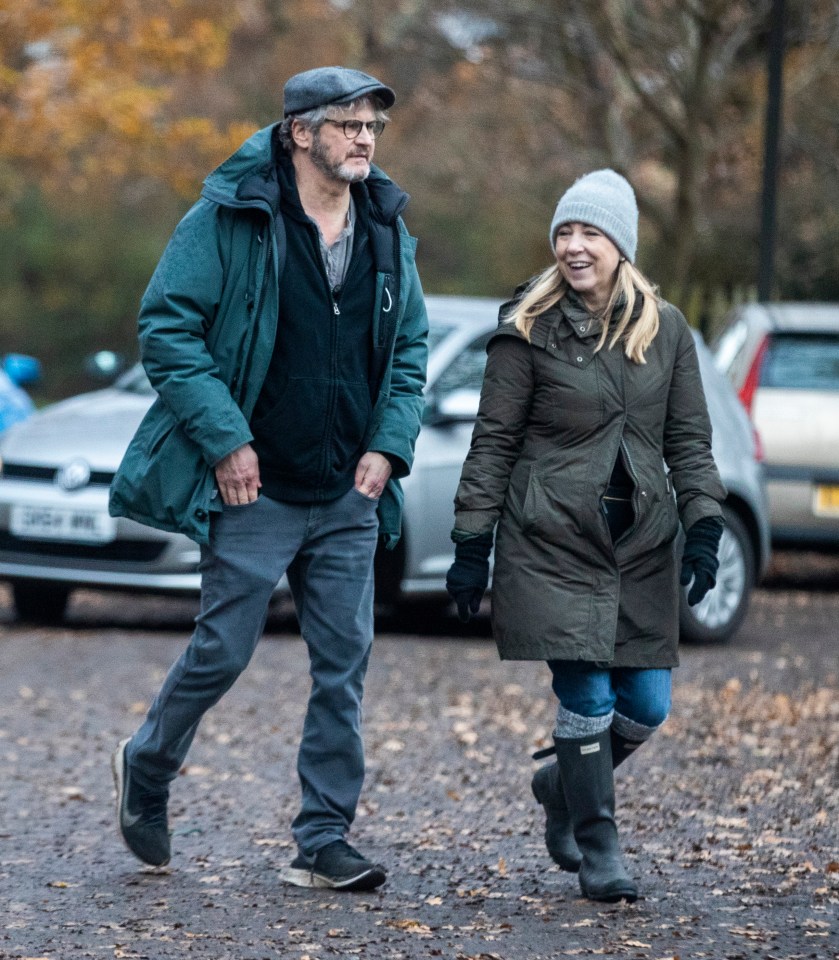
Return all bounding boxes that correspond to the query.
[549,169,639,263]
[283,66,395,116]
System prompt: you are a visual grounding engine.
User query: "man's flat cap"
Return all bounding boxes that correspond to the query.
[283,66,395,116]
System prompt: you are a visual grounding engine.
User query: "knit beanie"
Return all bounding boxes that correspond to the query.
[549,169,638,263]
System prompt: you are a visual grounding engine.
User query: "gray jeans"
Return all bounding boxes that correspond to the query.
[126,486,379,856]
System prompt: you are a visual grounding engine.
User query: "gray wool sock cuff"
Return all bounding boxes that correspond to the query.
[553,703,614,739]
[612,709,666,744]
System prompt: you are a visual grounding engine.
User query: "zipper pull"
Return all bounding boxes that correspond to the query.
[333,301,341,316]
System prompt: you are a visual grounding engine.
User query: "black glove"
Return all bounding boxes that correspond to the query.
[680,515,724,606]
[446,532,493,622]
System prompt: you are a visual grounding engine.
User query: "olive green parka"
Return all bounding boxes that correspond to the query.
[453,291,726,667]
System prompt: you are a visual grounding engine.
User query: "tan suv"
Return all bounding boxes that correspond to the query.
[713,303,839,546]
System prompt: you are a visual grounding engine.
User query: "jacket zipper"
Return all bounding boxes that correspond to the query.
[611,437,645,549]
[378,273,393,347]
[234,225,272,405]
[610,355,643,549]
[316,223,344,491]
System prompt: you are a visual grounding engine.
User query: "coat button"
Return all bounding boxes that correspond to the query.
[580,324,586,332]
[641,491,647,497]
[194,508,208,520]
[577,356,583,362]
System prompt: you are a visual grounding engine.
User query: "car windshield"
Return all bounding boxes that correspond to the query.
[761,334,839,391]
[427,320,457,354]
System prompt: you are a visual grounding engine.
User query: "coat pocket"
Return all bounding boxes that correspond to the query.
[631,470,680,553]
[520,464,582,545]
[110,399,211,540]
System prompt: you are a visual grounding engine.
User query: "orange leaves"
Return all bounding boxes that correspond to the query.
[0,0,246,199]
[134,16,232,71]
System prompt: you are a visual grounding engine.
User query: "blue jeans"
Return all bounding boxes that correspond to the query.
[126,486,379,857]
[547,661,671,740]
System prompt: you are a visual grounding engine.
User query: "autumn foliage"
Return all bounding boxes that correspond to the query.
[0,0,254,198]
[0,1,838,396]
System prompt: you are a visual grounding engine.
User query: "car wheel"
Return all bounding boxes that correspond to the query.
[12,582,71,625]
[679,506,755,644]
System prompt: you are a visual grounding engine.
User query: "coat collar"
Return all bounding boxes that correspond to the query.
[557,288,644,341]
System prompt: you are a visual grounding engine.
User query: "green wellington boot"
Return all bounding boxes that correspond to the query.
[610,728,646,769]
[554,729,638,903]
[531,760,582,872]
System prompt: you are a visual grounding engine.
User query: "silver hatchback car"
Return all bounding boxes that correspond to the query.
[713,302,839,547]
[0,296,769,642]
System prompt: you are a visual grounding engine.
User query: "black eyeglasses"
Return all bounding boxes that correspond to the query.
[322,118,387,140]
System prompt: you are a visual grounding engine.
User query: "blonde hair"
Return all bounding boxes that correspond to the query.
[508,260,661,364]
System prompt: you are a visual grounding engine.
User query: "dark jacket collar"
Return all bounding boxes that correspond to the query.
[558,287,644,339]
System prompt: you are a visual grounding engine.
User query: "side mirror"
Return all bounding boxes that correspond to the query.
[2,353,41,387]
[426,388,480,426]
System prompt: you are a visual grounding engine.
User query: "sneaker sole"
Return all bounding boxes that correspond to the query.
[281,865,386,892]
[111,737,170,867]
[280,866,316,887]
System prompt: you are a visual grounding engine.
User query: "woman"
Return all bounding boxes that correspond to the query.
[446,170,726,903]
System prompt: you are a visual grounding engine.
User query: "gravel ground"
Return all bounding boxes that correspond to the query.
[0,559,836,959]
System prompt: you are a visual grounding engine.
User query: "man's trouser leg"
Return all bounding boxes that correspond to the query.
[288,487,379,858]
[127,497,305,791]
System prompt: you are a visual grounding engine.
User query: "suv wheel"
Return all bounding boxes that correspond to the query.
[679,505,755,644]
[12,582,71,625]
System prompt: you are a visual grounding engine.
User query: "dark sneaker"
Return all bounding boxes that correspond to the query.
[281,851,316,888]
[111,738,171,867]
[282,840,386,892]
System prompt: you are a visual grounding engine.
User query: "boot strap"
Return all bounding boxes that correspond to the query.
[532,744,557,761]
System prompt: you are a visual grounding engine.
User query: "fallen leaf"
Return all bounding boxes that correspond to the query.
[385,919,433,935]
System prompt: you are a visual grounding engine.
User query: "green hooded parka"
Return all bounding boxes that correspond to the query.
[109,125,428,547]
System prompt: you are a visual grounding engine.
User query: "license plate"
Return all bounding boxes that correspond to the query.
[814,485,839,516]
[10,504,117,543]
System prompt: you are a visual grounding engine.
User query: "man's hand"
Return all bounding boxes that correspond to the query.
[354,452,392,499]
[215,443,261,505]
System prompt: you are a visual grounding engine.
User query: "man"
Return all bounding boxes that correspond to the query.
[109,66,428,892]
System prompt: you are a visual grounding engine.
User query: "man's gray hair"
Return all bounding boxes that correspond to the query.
[278,95,389,151]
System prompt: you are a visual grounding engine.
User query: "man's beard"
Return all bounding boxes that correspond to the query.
[310,131,370,183]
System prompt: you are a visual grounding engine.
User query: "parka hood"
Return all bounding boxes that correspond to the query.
[200,123,409,224]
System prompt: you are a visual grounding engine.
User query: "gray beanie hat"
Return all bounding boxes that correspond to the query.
[549,169,638,263]
[283,66,395,116]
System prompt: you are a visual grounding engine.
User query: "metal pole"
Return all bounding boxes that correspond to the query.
[758,0,785,301]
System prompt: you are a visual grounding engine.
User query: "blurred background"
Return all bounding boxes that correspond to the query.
[1,0,837,401]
